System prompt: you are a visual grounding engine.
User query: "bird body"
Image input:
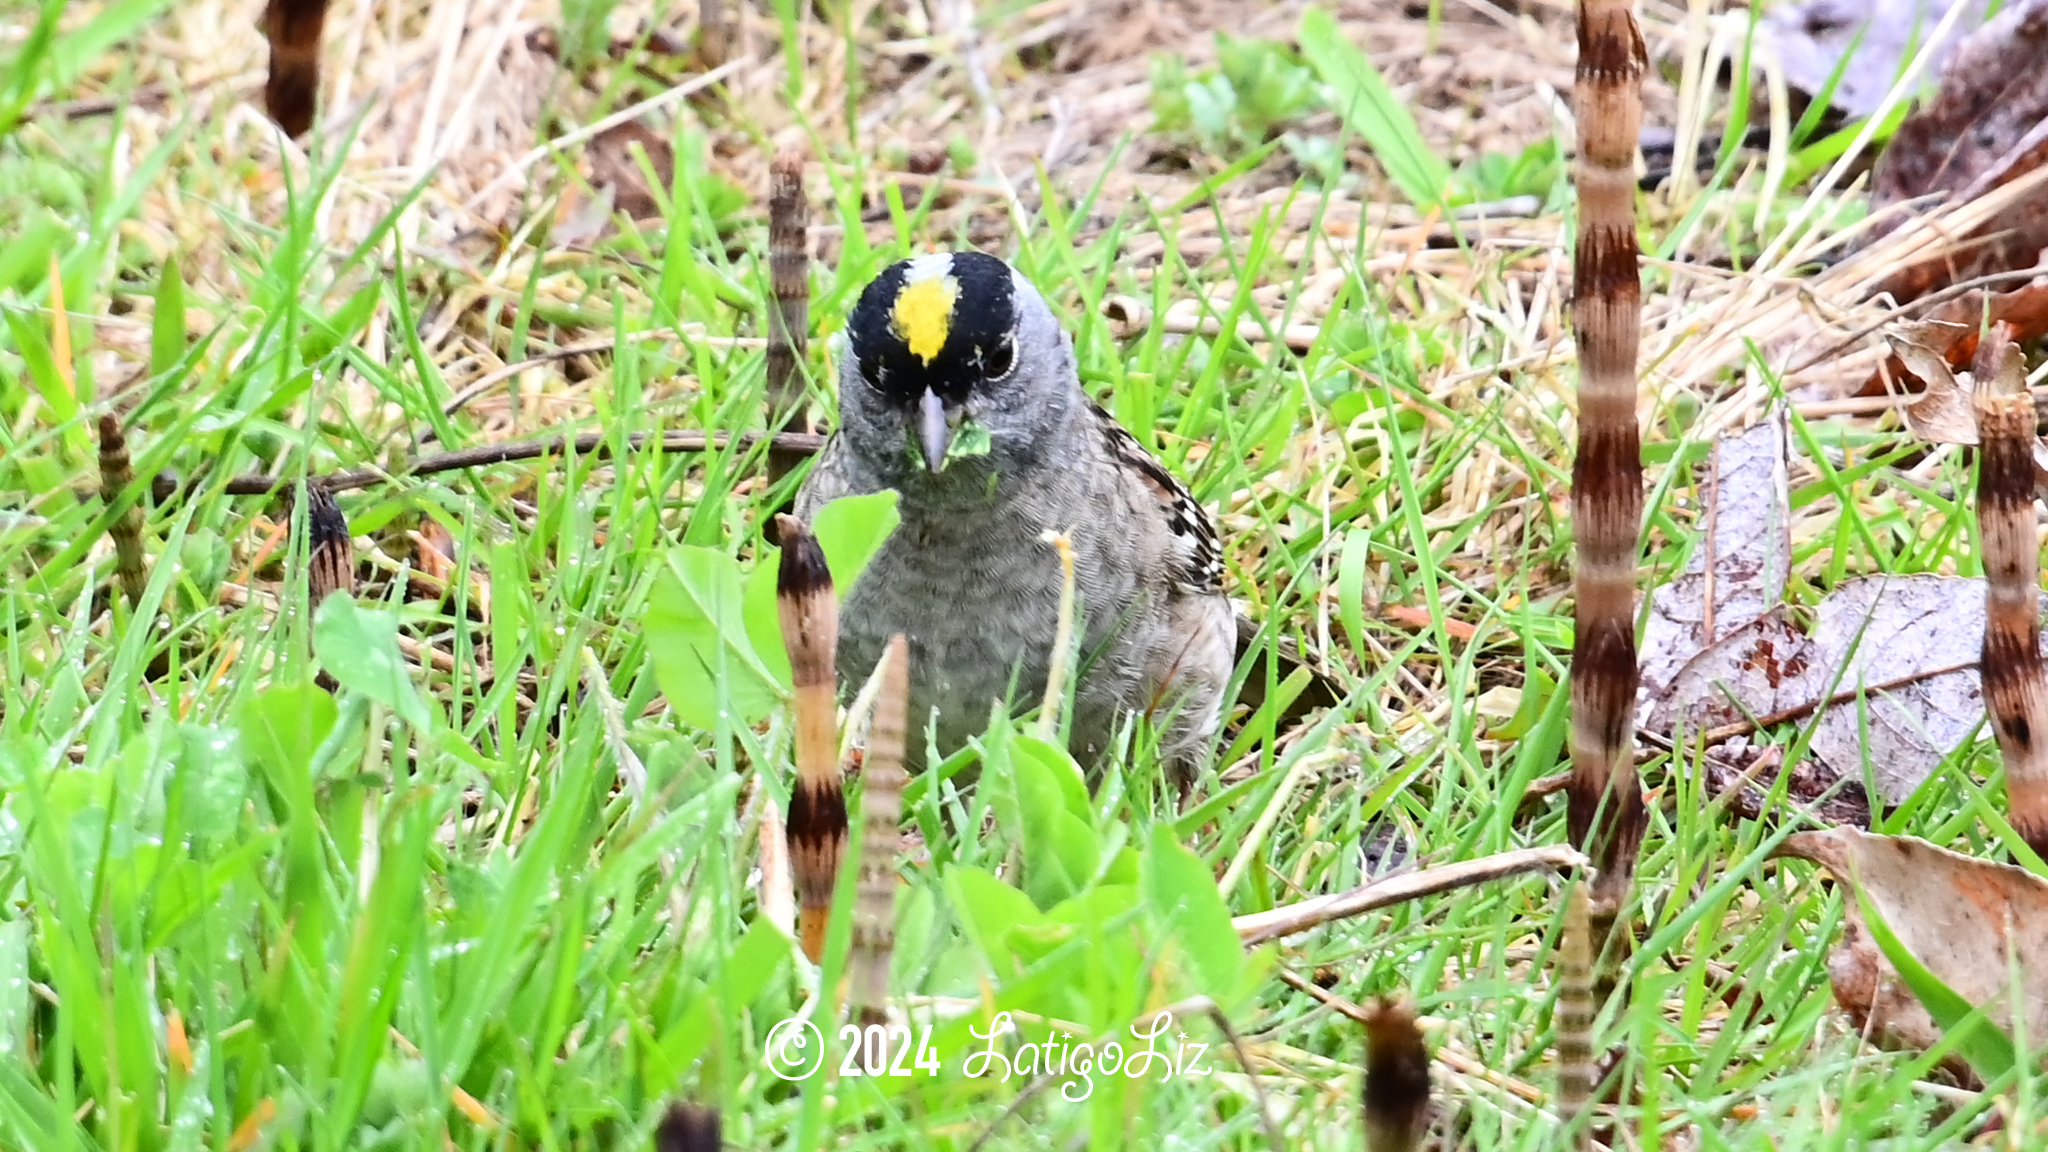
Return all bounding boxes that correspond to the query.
[795,251,1232,782]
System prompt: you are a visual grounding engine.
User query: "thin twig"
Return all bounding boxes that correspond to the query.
[1232,845,1586,945]
[158,428,827,500]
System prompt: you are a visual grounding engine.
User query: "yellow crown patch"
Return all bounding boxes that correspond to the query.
[892,274,958,364]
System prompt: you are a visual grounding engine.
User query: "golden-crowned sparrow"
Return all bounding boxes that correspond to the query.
[796,250,1234,783]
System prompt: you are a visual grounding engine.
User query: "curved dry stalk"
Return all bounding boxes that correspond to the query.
[1569,0,1650,940]
[1972,325,2048,858]
[776,513,846,963]
[1037,531,1078,739]
[850,633,909,1026]
[1363,997,1430,1152]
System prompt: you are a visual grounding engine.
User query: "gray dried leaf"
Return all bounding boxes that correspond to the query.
[1648,574,2046,802]
[1640,414,1793,700]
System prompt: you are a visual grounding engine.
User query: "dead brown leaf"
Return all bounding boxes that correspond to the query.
[1886,316,2048,489]
[1869,0,2048,299]
[1777,826,2048,1077]
[1855,281,2048,400]
[584,121,674,223]
[1635,414,1988,804]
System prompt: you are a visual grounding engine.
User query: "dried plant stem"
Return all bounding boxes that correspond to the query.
[654,1102,721,1152]
[766,149,813,485]
[1972,325,2048,858]
[1556,880,1597,1150]
[1038,531,1077,740]
[304,485,355,605]
[1232,844,1585,944]
[775,514,847,963]
[97,415,149,606]
[261,0,329,136]
[1363,997,1431,1152]
[850,634,909,1027]
[1568,0,1649,951]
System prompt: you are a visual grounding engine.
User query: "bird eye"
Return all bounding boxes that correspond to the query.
[983,334,1016,379]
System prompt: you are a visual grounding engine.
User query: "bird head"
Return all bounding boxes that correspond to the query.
[838,250,1075,483]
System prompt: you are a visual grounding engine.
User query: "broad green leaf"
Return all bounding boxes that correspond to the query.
[238,681,338,783]
[1007,735,1099,910]
[1298,7,1452,209]
[946,864,1048,981]
[313,596,433,730]
[647,546,786,730]
[810,490,901,591]
[742,552,793,690]
[0,919,26,1063]
[1142,824,1242,995]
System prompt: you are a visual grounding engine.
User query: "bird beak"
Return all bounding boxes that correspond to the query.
[917,388,951,475]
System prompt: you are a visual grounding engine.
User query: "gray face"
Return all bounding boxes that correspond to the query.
[836,252,1080,498]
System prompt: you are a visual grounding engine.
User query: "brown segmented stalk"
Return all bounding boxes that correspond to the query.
[305,486,355,606]
[97,414,149,606]
[1362,997,1430,1152]
[654,1102,721,1152]
[1972,325,2048,860]
[1568,0,1649,936]
[1555,881,1597,1150]
[775,513,846,962]
[765,150,813,486]
[261,0,329,137]
[851,633,910,1027]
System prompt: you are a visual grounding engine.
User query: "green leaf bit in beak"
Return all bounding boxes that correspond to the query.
[944,418,991,464]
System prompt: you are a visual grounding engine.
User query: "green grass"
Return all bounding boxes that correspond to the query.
[1,1,2044,1149]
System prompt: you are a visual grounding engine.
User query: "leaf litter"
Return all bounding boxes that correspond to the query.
[1637,412,2048,807]
[1777,826,2048,1081]
[1866,0,2048,302]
